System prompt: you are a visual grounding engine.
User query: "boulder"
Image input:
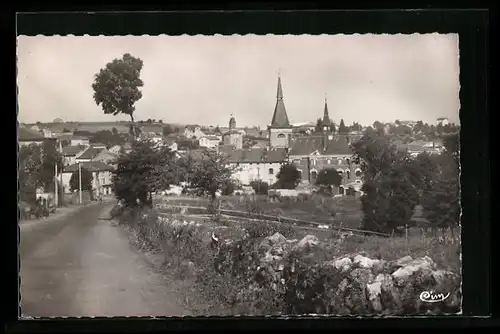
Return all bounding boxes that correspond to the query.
[391,256,436,286]
[325,257,353,273]
[292,235,319,252]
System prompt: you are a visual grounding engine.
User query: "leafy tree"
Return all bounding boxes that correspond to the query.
[352,132,420,233]
[373,121,384,131]
[90,130,125,148]
[315,118,323,133]
[330,123,337,134]
[113,140,175,207]
[315,168,342,194]
[162,124,176,137]
[158,120,163,124]
[19,145,44,203]
[92,53,144,139]
[249,180,269,195]
[39,139,63,193]
[338,119,348,134]
[275,163,301,189]
[177,138,199,150]
[214,125,221,133]
[69,167,93,192]
[188,149,235,202]
[112,127,118,135]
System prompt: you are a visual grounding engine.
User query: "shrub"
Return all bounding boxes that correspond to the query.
[249,180,269,195]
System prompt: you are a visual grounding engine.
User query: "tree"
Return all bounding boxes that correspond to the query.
[159,120,163,124]
[214,125,221,134]
[63,128,71,133]
[69,167,93,192]
[315,118,323,133]
[315,168,342,194]
[112,140,175,207]
[352,132,420,233]
[250,180,269,195]
[90,130,125,148]
[275,163,301,189]
[162,124,176,137]
[92,53,144,140]
[112,127,118,136]
[373,121,384,131]
[338,119,348,134]
[188,149,236,202]
[19,145,44,203]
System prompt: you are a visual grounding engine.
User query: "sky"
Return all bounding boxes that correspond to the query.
[17,34,460,128]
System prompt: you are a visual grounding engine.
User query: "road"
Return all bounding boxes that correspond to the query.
[19,202,189,318]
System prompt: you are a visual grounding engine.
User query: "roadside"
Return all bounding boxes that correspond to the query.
[21,202,191,317]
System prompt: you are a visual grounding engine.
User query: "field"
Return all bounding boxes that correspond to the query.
[155,194,364,229]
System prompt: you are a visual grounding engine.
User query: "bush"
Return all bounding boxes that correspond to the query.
[249,181,269,195]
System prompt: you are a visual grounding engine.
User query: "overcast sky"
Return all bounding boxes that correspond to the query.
[17,34,459,128]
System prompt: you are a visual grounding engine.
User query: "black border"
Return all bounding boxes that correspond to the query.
[8,6,492,332]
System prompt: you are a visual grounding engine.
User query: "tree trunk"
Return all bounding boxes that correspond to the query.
[130,114,137,140]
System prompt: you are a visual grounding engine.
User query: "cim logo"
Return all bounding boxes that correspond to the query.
[419,291,451,303]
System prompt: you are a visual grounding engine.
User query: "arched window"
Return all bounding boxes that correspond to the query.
[346,158,350,165]
[355,168,362,177]
[297,169,303,179]
[277,133,286,138]
[311,170,318,182]
[337,159,343,165]
[346,170,351,179]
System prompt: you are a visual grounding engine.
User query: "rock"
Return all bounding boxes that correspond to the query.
[379,274,403,313]
[325,257,353,273]
[293,235,319,252]
[342,268,374,313]
[178,260,196,279]
[395,255,413,266]
[366,274,384,312]
[391,256,436,286]
[353,254,383,269]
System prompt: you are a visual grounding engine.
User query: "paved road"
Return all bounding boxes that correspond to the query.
[19,202,189,318]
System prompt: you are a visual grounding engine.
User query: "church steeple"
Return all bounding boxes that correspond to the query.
[323,94,331,126]
[270,72,291,128]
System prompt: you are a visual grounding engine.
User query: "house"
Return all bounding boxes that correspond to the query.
[75,146,106,163]
[437,117,449,126]
[70,136,90,147]
[221,147,287,186]
[184,125,206,139]
[288,134,362,195]
[402,141,443,157]
[18,127,46,147]
[61,161,115,196]
[61,145,87,166]
[199,135,221,148]
[108,145,123,155]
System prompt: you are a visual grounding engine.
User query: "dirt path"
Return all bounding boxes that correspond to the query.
[20,203,190,318]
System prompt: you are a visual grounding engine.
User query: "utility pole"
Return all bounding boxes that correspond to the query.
[54,162,58,207]
[78,162,83,205]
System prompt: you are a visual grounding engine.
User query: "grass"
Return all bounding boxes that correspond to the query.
[155,194,364,229]
[133,195,462,315]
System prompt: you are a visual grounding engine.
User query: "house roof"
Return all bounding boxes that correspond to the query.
[221,147,287,163]
[62,145,86,156]
[270,76,291,128]
[77,147,104,160]
[223,130,241,136]
[202,135,220,140]
[19,127,45,141]
[63,161,114,173]
[71,135,89,140]
[163,138,177,146]
[289,135,353,156]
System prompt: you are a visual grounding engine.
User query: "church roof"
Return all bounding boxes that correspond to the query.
[323,96,331,125]
[270,76,291,128]
[289,135,353,156]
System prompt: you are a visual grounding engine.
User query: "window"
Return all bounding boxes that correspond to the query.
[277,133,286,138]
[338,159,343,165]
[327,159,331,164]
[355,169,362,177]
[269,168,274,175]
[311,171,318,182]
[346,170,351,179]
[346,158,350,165]
[311,159,316,166]
[339,186,345,195]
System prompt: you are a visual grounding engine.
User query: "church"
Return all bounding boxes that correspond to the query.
[221,74,362,194]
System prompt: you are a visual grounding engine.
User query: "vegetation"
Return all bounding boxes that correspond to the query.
[92,53,144,139]
[315,168,342,195]
[18,140,63,203]
[69,167,93,192]
[274,162,301,189]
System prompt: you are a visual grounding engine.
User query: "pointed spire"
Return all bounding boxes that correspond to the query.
[270,72,290,128]
[276,72,283,100]
[323,93,331,126]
